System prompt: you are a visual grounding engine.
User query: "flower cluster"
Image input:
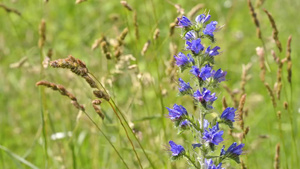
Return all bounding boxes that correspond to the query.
[167,12,244,168]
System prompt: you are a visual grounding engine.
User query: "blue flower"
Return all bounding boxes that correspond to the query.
[169,140,185,156]
[179,119,190,128]
[192,143,202,149]
[203,21,218,37]
[194,88,217,103]
[221,107,236,122]
[205,159,224,169]
[174,52,194,67]
[177,16,192,27]
[185,30,197,41]
[190,65,212,80]
[166,104,188,120]
[195,14,211,24]
[205,46,220,56]
[220,142,244,163]
[178,78,192,93]
[203,123,224,145]
[212,69,227,82]
[186,38,204,54]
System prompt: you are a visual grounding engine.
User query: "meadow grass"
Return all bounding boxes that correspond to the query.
[0,0,299,168]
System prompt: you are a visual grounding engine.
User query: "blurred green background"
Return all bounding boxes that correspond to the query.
[0,0,299,168]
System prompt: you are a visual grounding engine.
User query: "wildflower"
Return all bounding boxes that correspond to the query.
[212,69,227,82]
[186,38,204,54]
[166,104,188,120]
[178,78,192,94]
[194,88,217,105]
[203,123,224,145]
[205,46,220,56]
[190,65,212,81]
[220,142,244,163]
[200,119,209,129]
[169,140,185,156]
[221,107,236,122]
[195,14,211,24]
[204,159,224,169]
[174,52,194,68]
[177,16,192,27]
[185,30,197,41]
[179,119,190,128]
[203,21,218,37]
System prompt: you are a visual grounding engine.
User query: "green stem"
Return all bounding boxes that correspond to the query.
[183,154,199,169]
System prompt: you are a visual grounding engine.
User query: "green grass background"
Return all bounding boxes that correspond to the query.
[0,0,299,168]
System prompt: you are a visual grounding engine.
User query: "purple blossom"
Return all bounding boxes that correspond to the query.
[195,14,211,24]
[193,88,217,103]
[178,78,192,93]
[179,119,190,128]
[192,143,202,149]
[177,16,192,27]
[220,142,244,163]
[221,107,236,122]
[203,21,218,37]
[203,123,224,145]
[212,69,227,82]
[205,159,224,169]
[190,65,212,80]
[205,46,221,56]
[169,140,185,156]
[174,52,194,67]
[185,30,197,41]
[186,38,204,54]
[166,104,187,120]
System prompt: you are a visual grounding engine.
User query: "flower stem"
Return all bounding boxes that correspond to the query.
[183,154,200,169]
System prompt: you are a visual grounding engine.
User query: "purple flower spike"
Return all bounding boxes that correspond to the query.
[178,78,192,93]
[169,141,185,156]
[195,14,211,24]
[177,16,192,27]
[166,104,188,120]
[174,52,194,67]
[185,31,197,41]
[194,88,217,104]
[190,65,212,80]
[205,159,224,169]
[221,107,236,122]
[212,69,227,82]
[203,21,218,37]
[205,46,221,56]
[186,38,204,54]
[221,142,244,163]
[203,123,224,145]
[179,119,190,128]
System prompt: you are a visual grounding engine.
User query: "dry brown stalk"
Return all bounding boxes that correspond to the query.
[36,80,85,111]
[92,100,105,120]
[9,57,28,68]
[264,82,277,108]
[247,0,261,39]
[93,90,110,101]
[169,22,177,37]
[274,143,280,169]
[187,3,204,19]
[244,126,250,138]
[277,111,281,120]
[240,64,252,94]
[0,4,21,16]
[120,1,132,11]
[133,11,139,40]
[38,19,46,49]
[256,47,265,82]
[141,40,150,56]
[100,41,112,59]
[263,9,282,52]
[283,102,288,110]
[241,160,247,169]
[174,4,184,15]
[222,96,228,111]
[255,0,265,8]
[114,47,122,60]
[238,94,246,130]
[75,0,87,4]
[117,27,129,46]
[153,28,160,40]
[223,84,239,108]
[286,35,292,83]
